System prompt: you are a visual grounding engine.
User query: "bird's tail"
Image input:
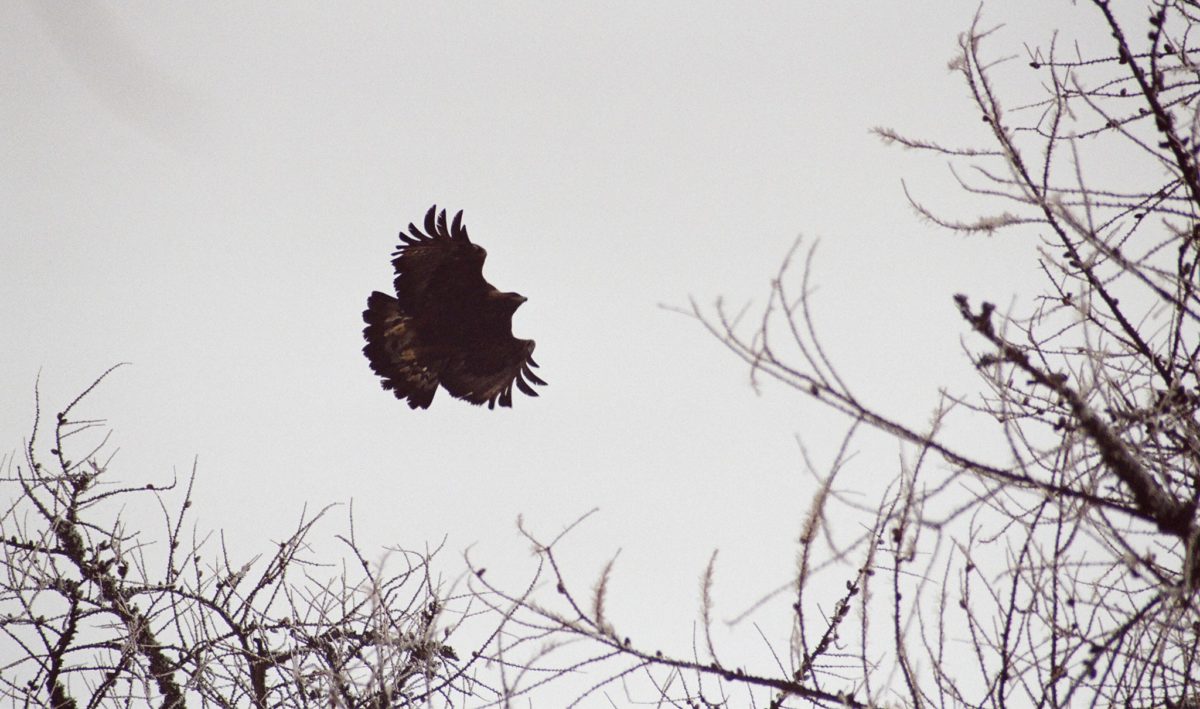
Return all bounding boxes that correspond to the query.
[362,291,439,409]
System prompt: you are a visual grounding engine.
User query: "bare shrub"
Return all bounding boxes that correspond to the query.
[0,365,481,708]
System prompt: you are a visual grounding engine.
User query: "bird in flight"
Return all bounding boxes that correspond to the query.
[362,205,546,409]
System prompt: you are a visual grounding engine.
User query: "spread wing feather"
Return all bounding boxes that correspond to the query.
[440,339,541,410]
[391,206,487,314]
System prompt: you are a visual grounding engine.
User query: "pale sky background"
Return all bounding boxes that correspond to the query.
[2,1,1110,701]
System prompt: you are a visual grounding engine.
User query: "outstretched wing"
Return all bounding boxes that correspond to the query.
[440,338,547,409]
[391,205,489,315]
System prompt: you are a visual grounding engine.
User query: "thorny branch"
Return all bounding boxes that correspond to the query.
[0,368,486,708]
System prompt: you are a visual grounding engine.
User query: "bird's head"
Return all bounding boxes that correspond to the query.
[489,290,527,314]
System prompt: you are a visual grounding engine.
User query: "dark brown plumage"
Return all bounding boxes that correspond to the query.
[362,205,545,409]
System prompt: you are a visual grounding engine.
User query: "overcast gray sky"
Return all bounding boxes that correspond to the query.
[2,0,1105,697]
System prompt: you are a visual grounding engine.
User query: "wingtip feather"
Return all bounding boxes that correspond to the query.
[451,210,468,242]
[515,376,538,396]
[436,209,449,238]
[423,205,438,236]
[522,365,548,386]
